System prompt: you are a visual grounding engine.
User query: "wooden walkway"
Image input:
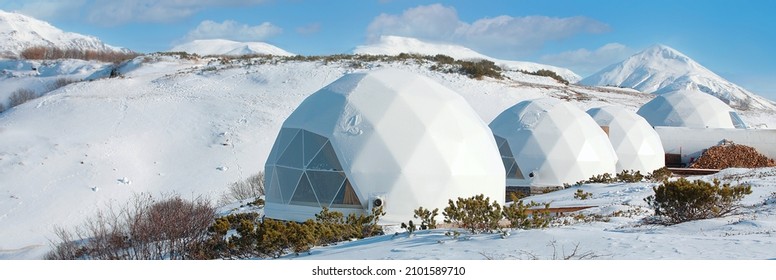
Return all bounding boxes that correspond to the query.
[525,205,596,215]
[667,167,720,176]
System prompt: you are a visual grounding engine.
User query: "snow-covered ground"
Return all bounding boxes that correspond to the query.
[1,54,775,260]
[286,167,776,260]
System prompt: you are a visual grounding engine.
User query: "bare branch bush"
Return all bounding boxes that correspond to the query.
[21,46,139,63]
[45,193,215,260]
[548,240,602,260]
[219,171,265,205]
[8,88,37,107]
[49,78,80,92]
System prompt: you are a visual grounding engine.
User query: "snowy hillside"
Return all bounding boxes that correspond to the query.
[169,39,294,57]
[0,54,656,259]
[355,35,581,83]
[1,53,774,260]
[0,10,131,58]
[580,44,776,111]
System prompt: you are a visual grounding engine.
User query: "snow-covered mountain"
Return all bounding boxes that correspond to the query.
[0,9,131,58]
[169,39,294,57]
[355,35,581,83]
[580,44,776,111]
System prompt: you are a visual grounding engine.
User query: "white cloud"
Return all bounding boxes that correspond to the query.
[296,23,321,35]
[2,0,268,25]
[182,20,282,42]
[368,4,460,42]
[2,0,87,21]
[540,43,632,76]
[85,0,267,25]
[366,4,610,57]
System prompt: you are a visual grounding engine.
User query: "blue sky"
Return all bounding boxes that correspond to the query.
[2,0,775,98]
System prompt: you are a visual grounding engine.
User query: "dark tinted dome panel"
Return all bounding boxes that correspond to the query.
[266,128,360,210]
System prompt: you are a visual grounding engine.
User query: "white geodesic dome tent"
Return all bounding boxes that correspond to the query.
[489,98,617,187]
[263,69,505,224]
[636,90,747,129]
[587,106,665,174]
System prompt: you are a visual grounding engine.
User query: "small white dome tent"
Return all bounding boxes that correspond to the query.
[636,89,747,129]
[489,98,618,187]
[264,69,505,224]
[587,106,665,174]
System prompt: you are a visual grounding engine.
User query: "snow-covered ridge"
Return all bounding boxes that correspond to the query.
[580,44,776,111]
[169,39,294,57]
[0,10,132,58]
[354,35,581,83]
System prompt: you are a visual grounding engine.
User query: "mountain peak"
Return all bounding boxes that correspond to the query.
[580,44,776,111]
[636,44,695,65]
[0,9,131,58]
[645,43,679,53]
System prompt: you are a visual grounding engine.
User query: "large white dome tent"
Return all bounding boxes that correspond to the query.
[489,98,618,188]
[636,89,747,129]
[587,106,665,174]
[263,69,505,224]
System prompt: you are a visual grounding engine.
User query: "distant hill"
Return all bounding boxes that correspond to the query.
[169,39,294,57]
[0,9,132,58]
[354,35,581,83]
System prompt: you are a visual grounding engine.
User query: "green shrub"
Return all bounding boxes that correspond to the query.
[647,167,672,182]
[616,170,645,182]
[519,69,569,85]
[585,173,615,183]
[432,54,455,64]
[191,206,386,259]
[314,207,348,244]
[346,206,385,239]
[209,217,230,236]
[213,207,384,258]
[413,207,439,230]
[574,170,647,185]
[502,195,552,229]
[574,189,592,200]
[458,60,502,80]
[286,221,316,255]
[644,178,752,225]
[256,218,289,258]
[443,194,503,234]
[400,220,417,235]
